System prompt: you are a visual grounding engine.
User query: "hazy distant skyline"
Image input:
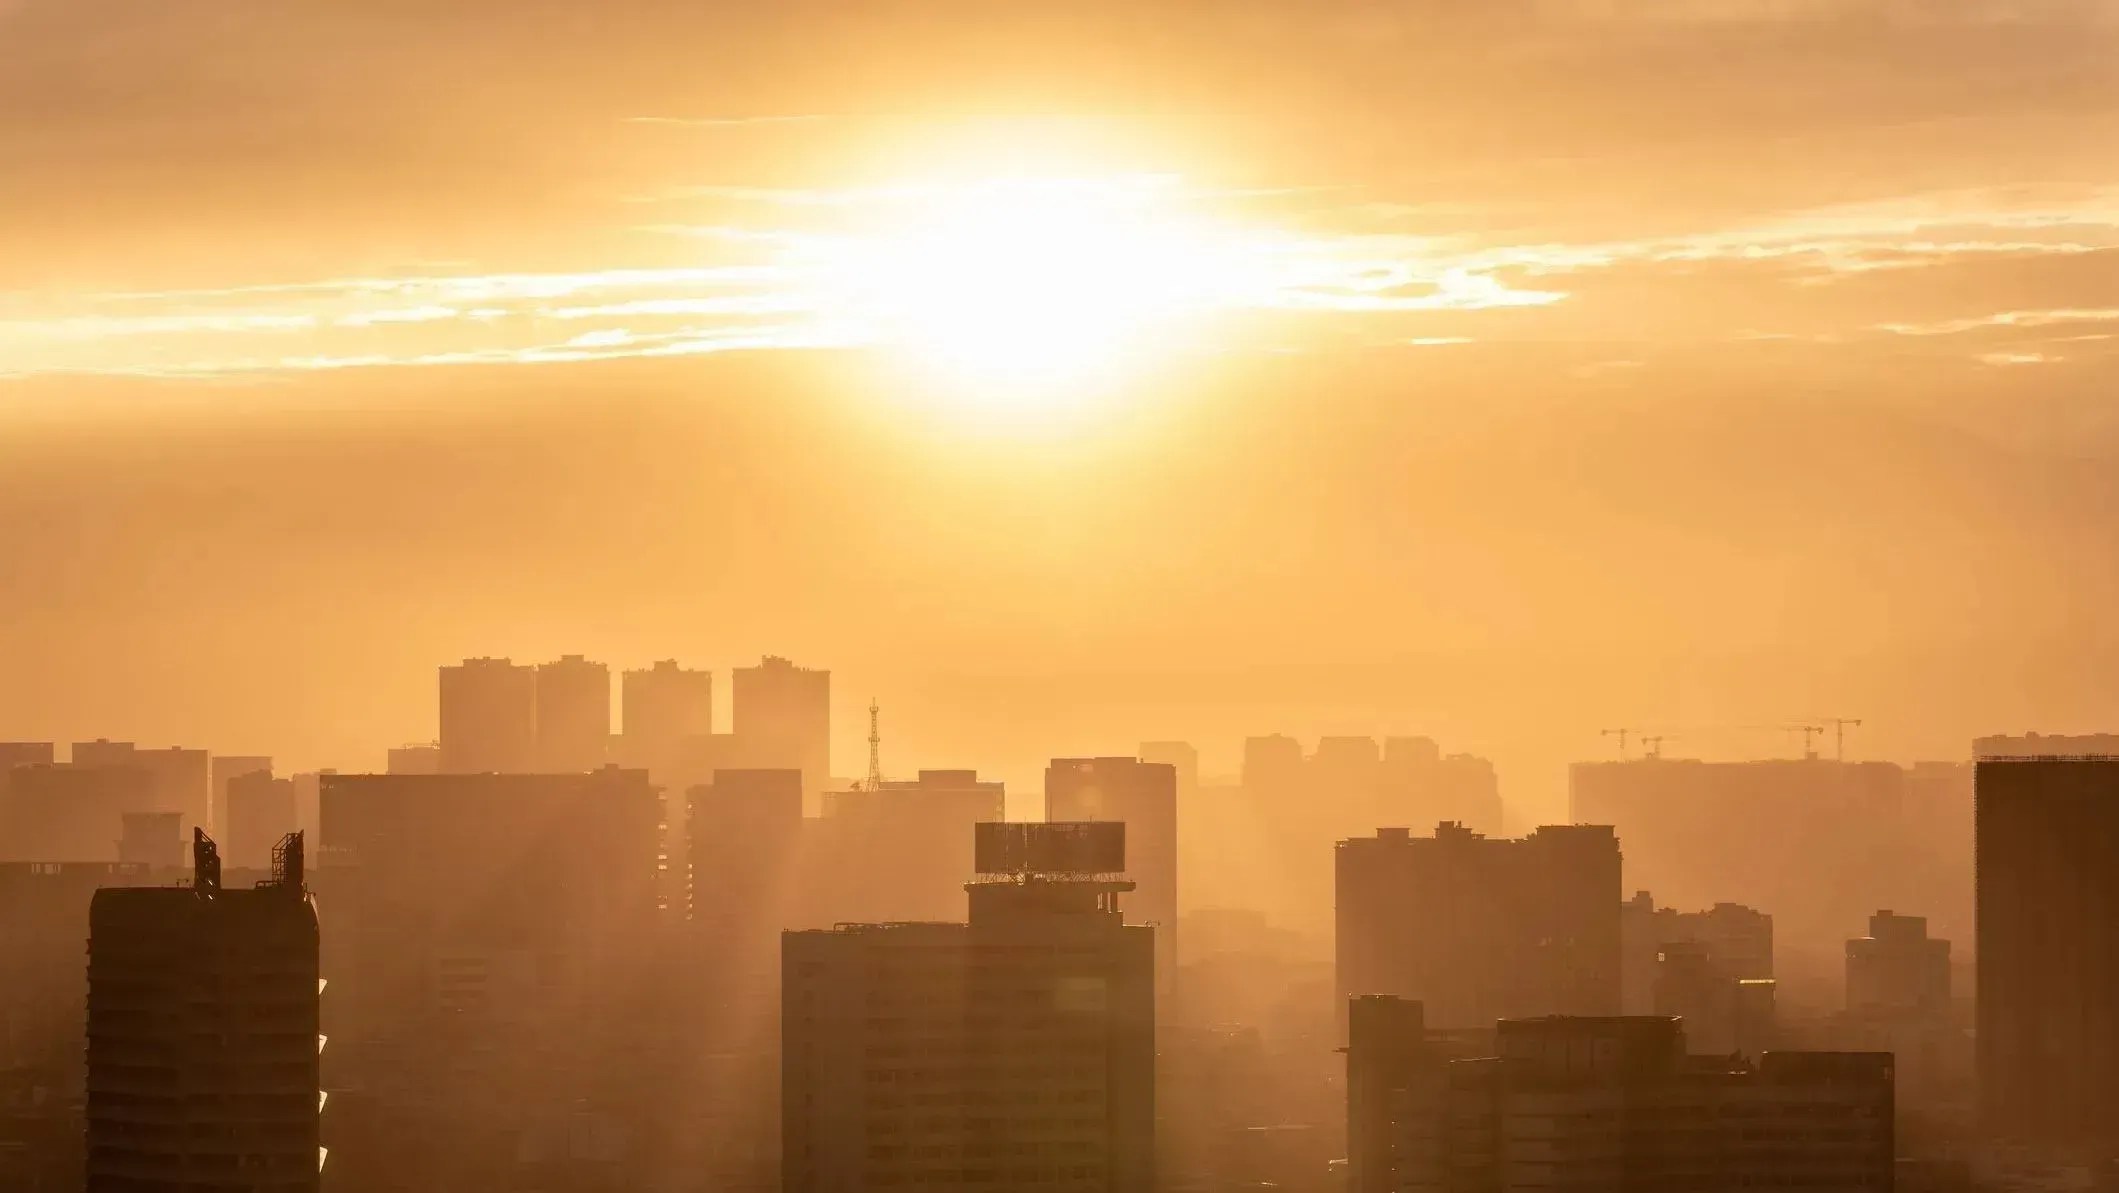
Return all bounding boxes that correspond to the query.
[3,1,2116,816]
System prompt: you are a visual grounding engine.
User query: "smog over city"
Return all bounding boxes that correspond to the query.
[3,3,2117,1192]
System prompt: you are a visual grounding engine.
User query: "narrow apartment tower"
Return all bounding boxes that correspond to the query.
[784,821,1155,1192]
[86,830,320,1192]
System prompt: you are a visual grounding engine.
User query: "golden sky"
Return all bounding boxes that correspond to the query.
[3,1,2117,811]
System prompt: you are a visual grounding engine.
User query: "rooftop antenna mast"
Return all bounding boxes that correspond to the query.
[866,698,884,790]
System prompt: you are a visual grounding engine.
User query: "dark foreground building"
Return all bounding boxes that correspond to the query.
[783,821,1155,1193]
[1977,755,2119,1152]
[87,830,319,1193]
[1348,1007,1893,1193]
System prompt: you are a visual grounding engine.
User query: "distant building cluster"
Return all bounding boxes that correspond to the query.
[5,675,2118,1191]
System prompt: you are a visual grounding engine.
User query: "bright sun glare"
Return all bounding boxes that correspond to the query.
[810,177,1259,410]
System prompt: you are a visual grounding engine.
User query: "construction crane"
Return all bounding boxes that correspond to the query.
[1815,717,1863,762]
[1601,727,1640,760]
[1789,724,1824,760]
[865,698,884,790]
[1640,735,1672,760]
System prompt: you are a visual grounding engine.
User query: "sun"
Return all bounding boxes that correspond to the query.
[809,176,1256,411]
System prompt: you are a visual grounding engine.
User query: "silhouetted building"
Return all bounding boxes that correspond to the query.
[0,742,55,769]
[86,831,318,1193]
[1346,996,1434,1193]
[0,764,153,862]
[1138,741,1199,803]
[1571,756,1949,964]
[1835,910,1960,1120]
[1047,756,1179,1002]
[534,654,610,773]
[384,744,439,775]
[623,660,714,758]
[0,861,154,1192]
[226,770,298,871]
[1392,1017,1892,1192]
[117,811,182,869]
[437,657,537,774]
[782,821,1155,1193]
[1848,910,1949,1017]
[1620,891,1774,1013]
[1976,732,2119,758]
[65,744,211,839]
[1975,755,2119,1151]
[814,769,1006,923]
[319,767,659,1191]
[732,656,830,803]
[1337,823,1621,1031]
[210,755,271,834]
[1651,940,1776,1055]
[1242,734,1306,797]
[683,767,805,1193]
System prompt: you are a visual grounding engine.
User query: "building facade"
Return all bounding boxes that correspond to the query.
[1337,823,1621,1032]
[732,656,831,804]
[534,654,610,773]
[1976,755,2119,1150]
[783,821,1155,1193]
[86,831,319,1193]
[1391,1017,1892,1192]
[1045,758,1178,1003]
[437,657,537,774]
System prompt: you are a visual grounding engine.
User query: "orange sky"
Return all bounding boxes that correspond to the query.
[3,1,2117,817]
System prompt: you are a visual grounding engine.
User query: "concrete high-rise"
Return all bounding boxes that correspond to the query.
[782,821,1155,1193]
[86,830,319,1193]
[732,656,830,801]
[438,657,537,773]
[687,768,806,1193]
[319,767,660,1191]
[226,770,299,871]
[1046,757,1178,1000]
[814,769,1006,924]
[1571,756,1948,959]
[1337,822,1621,1031]
[384,743,440,775]
[1620,891,1773,1014]
[1975,755,2119,1150]
[1137,741,1199,803]
[1846,910,1949,1016]
[534,654,610,773]
[0,764,154,862]
[1388,1017,1891,1192]
[0,860,154,1192]
[623,659,714,758]
[210,755,272,834]
[0,741,55,769]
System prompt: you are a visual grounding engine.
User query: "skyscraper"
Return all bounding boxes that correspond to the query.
[226,769,300,871]
[86,830,319,1193]
[1337,822,1621,1031]
[1138,741,1200,803]
[0,763,154,863]
[0,859,154,1192]
[732,656,830,801]
[623,659,714,759]
[534,654,610,773]
[1976,755,2119,1150]
[319,767,660,1190]
[210,755,272,835]
[1389,1017,1891,1192]
[1045,756,1178,1000]
[437,657,537,773]
[688,768,806,1193]
[813,768,1006,924]
[782,821,1155,1193]
[1570,756,1927,955]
